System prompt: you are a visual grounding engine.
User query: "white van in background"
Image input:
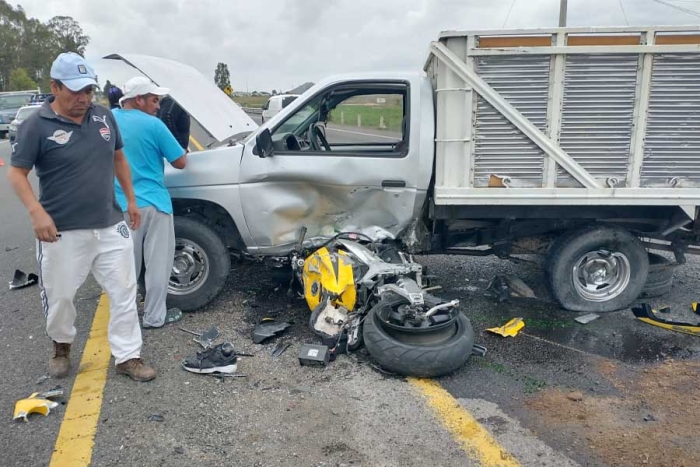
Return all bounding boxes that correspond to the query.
[261,94,299,123]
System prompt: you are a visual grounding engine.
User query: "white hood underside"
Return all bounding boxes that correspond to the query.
[97,53,257,142]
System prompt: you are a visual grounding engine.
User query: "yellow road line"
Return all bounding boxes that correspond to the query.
[50,294,111,467]
[189,135,204,151]
[409,378,521,467]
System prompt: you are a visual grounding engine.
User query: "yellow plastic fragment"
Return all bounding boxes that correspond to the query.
[486,318,525,337]
[13,392,59,422]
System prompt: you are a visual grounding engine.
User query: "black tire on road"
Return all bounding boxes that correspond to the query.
[167,217,231,312]
[363,295,474,378]
[546,225,649,313]
[640,252,675,298]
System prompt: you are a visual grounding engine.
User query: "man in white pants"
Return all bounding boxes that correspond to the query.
[7,52,156,382]
[114,77,187,328]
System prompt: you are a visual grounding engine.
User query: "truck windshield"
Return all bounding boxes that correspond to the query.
[0,94,33,110]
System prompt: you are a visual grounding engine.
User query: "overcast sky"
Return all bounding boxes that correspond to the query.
[16,0,700,92]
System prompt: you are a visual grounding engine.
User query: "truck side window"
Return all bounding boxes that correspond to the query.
[269,84,409,157]
[325,92,405,151]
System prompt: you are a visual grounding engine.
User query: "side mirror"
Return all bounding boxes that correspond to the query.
[256,128,274,158]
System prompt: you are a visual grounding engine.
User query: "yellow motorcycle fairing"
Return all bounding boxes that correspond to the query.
[303,246,356,312]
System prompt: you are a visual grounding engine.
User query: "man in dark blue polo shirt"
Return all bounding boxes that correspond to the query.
[7,52,157,382]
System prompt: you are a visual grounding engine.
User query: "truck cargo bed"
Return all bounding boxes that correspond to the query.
[426,26,700,214]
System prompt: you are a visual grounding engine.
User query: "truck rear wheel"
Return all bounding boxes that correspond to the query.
[167,217,231,312]
[546,225,649,312]
[641,252,675,298]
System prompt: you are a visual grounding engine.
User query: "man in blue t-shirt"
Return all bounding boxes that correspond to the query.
[114,76,187,328]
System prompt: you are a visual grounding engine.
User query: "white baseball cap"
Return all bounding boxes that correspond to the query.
[119,76,169,105]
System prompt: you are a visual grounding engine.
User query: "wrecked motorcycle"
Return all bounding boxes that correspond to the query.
[290,232,475,377]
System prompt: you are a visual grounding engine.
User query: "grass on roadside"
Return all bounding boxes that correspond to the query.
[233,95,268,108]
[329,105,403,132]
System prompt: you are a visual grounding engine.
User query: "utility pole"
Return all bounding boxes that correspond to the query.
[559,0,568,27]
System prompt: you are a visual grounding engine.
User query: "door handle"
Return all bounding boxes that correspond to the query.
[382,180,406,188]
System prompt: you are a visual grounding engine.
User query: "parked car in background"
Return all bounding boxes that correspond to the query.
[261,94,299,123]
[30,93,52,105]
[8,105,41,143]
[0,91,38,138]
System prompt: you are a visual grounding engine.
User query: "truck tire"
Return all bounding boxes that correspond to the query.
[546,225,649,313]
[363,295,474,378]
[167,217,231,312]
[640,252,675,298]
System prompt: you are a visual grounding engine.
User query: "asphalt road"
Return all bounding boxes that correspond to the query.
[3,135,700,467]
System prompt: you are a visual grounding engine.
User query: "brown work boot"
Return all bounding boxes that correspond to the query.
[115,358,156,382]
[49,342,71,378]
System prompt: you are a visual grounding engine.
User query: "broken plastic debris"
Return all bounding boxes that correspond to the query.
[484,275,535,302]
[486,318,525,337]
[13,388,63,422]
[36,374,50,385]
[631,303,700,337]
[271,342,291,358]
[574,313,600,324]
[178,324,220,349]
[252,321,291,344]
[471,344,488,357]
[9,269,38,290]
[148,414,164,422]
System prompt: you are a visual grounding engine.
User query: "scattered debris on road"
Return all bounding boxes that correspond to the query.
[299,344,330,367]
[252,320,291,344]
[487,317,525,337]
[147,413,164,422]
[36,374,50,385]
[271,342,291,358]
[8,269,38,290]
[179,324,220,349]
[485,275,536,302]
[632,303,700,337]
[574,313,600,325]
[5,246,18,252]
[471,344,488,357]
[13,387,64,422]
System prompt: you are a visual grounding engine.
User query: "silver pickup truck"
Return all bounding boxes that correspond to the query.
[99,25,700,315]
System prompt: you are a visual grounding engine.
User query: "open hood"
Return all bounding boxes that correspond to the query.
[98,54,257,143]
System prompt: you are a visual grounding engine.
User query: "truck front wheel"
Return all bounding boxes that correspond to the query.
[546,225,649,312]
[167,217,231,312]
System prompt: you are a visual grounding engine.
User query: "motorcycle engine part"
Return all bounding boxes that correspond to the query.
[298,344,330,367]
[302,246,356,312]
[310,299,349,338]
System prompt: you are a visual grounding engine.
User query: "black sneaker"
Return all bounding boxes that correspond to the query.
[182,342,238,374]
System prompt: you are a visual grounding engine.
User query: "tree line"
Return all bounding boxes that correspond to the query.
[0,1,89,92]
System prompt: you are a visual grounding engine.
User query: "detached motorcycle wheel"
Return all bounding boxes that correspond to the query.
[363,296,474,378]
